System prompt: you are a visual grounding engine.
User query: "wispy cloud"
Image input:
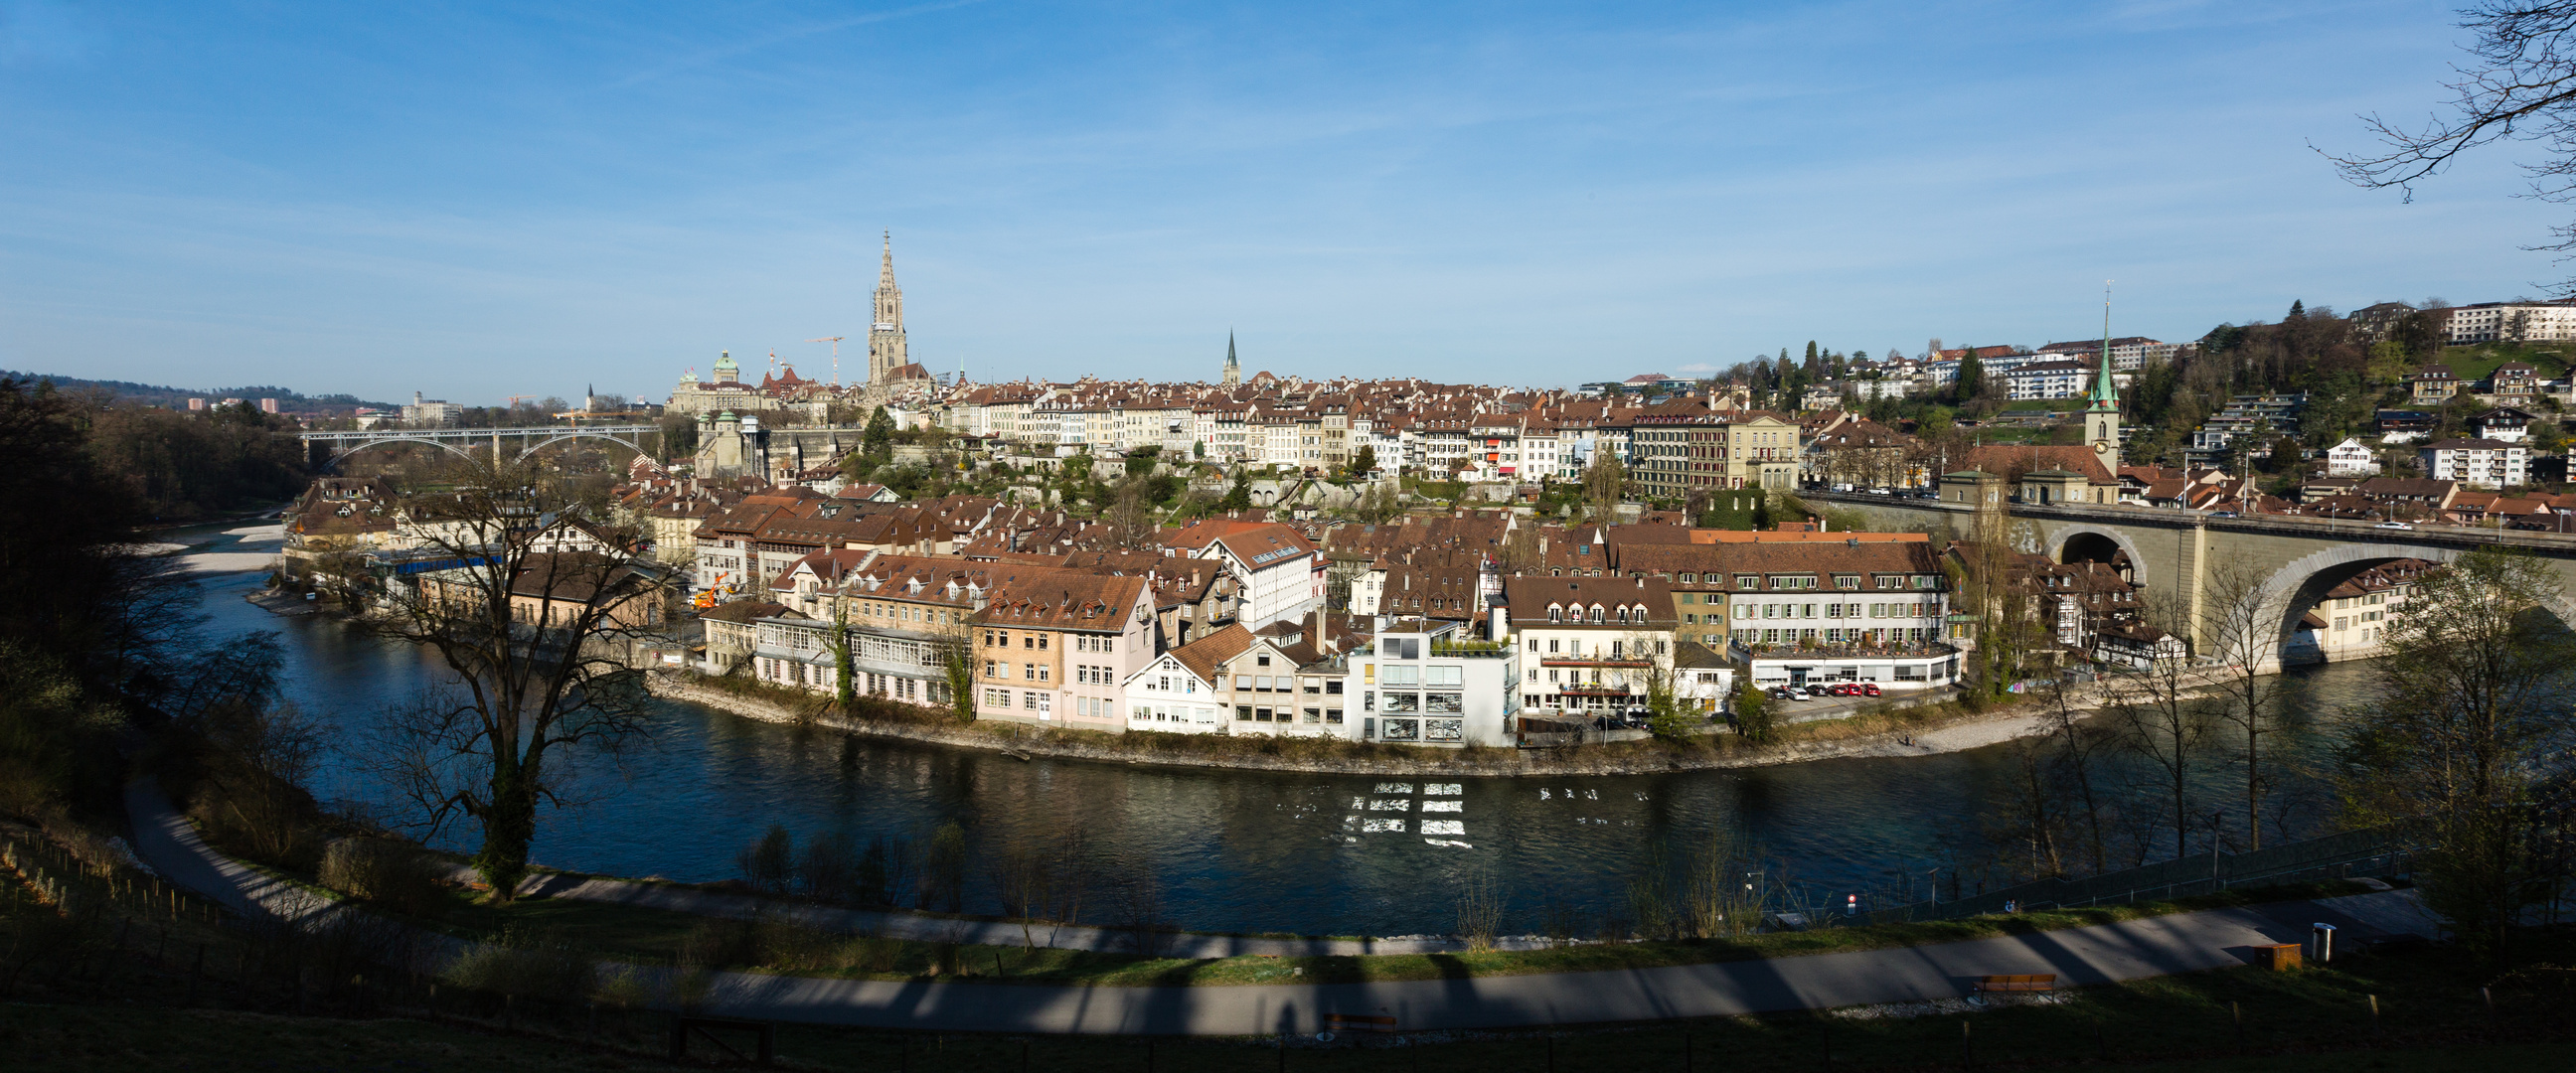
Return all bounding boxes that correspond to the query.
[606,0,991,89]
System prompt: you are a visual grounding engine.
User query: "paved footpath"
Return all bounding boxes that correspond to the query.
[123,780,2443,1036]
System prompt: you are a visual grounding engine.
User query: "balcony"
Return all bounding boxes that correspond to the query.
[1554,684,1634,696]
[1429,641,1514,659]
[1539,658,1653,668]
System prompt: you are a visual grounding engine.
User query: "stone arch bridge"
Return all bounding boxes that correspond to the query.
[1813,492,2576,672]
[299,425,659,472]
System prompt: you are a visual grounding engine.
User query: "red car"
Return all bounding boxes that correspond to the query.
[1856,683,1881,696]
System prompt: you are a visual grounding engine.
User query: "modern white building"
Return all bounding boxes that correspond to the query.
[1348,618,1520,747]
[2419,437,2528,489]
[2442,300,2576,344]
[2001,360,2094,401]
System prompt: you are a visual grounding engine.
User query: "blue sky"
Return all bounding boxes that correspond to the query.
[0,1,2556,402]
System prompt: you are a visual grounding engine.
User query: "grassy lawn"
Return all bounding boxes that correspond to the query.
[2435,342,2576,383]
[417,879,2381,989]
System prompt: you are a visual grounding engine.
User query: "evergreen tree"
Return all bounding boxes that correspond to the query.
[1955,350,1985,402]
[1218,468,1253,512]
[862,405,895,459]
[2286,299,2307,321]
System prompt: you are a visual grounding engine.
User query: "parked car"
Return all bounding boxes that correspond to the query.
[1856,683,1881,696]
[1866,488,1893,496]
[1768,687,1795,700]
[2374,521,2413,530]
[1788,688,1814,701]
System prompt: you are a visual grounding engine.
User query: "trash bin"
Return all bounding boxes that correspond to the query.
[2311,923,2334,965]
[2258,943,2303,972]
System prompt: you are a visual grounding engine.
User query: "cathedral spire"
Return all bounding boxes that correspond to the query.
[869,231,906,384]
[1222,331,1241,386]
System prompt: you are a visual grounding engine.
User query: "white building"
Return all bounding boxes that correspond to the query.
[2442,300,2576,345]
[1170,522,1323,630]
[400,391,464,427]
[2001,360,2094,401]
[2323,437,2381,477]
[1502,574,1679,718]
[2419,437,2528,489]
[1349,618,1520,747]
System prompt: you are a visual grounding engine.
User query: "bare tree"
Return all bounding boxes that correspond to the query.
[359,456,666,900]
[2335,547,2576,956]
[1104,480,1157,551]
[1952,493,2039,697]
[1581,451,1628,524]
[2108,590,2219,860]
[2327,4,2576,290]
[2199,560,2294,849]
[2043,677,2115,874]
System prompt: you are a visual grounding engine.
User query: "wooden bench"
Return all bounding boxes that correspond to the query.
[1323,1013,1399,1033]
[1972,974,2057,995]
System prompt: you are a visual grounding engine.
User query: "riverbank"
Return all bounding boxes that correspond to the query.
[648,671,2075,777]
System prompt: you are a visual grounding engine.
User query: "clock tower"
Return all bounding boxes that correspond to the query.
[2085,293,2121,478]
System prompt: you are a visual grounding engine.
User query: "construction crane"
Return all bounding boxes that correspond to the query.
[807,337,845,387]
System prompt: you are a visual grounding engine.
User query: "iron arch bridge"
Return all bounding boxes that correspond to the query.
[299,425,659,471]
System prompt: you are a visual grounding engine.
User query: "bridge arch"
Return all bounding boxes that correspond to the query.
[513,429,647,462]
[317,435,479,470]
[2256,542,2576,668]
[2043,523,2148,578]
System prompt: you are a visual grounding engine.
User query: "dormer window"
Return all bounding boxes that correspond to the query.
[1548,606,1562,622]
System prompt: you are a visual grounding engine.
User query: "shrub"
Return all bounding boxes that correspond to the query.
[318,837,449,917]
[443,926,596,999]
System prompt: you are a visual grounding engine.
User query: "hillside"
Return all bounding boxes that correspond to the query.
[0,369,393,412]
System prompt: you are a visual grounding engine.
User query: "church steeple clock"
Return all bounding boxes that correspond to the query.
[2085,285,2122,479]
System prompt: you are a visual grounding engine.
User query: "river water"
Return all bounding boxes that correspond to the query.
[174,522,2377,937]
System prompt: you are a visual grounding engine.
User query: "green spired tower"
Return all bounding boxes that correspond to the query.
[2085,284,2122,477]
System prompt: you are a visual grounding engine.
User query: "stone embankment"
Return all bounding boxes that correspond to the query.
[645,673,2067,777]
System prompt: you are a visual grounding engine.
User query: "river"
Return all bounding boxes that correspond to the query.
[173,521,2378,938]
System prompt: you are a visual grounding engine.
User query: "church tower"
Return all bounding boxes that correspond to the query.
[869,232,907,384]
[1221,332,1241,387]
[2085,289,2122,479]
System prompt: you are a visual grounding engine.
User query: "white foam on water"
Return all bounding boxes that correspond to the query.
[1352,797,1368,810]
[1373,783,1415,795]
[1368,799,1410,812]
[1421,821,1465,836]
[1423,839,1474,848]
[1537,790,1549,800]
[1421,800,1462,813]
[1585,790,1598,800]
[1426,784,1462,796]
[1362,819,1406,833]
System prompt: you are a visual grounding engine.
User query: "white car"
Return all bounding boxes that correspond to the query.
[1787,687,1813,701]
[2373,521,2413,530]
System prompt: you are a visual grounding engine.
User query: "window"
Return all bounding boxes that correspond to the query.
[1547,639,1560,653]
[1236,705,1253,720]
[1835,575,1859,590]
